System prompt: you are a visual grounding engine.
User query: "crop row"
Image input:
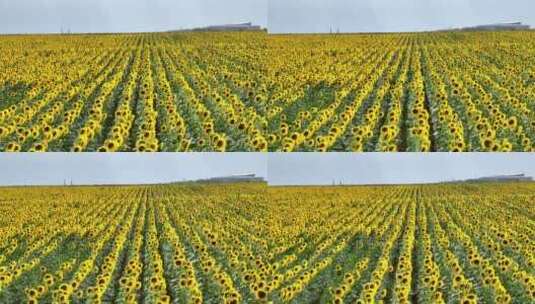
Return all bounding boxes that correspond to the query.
[0,182,533,303]
[1,31,534,151]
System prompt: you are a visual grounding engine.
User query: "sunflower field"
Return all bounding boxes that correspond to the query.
[1,31,534,152]
[0,181,534,303]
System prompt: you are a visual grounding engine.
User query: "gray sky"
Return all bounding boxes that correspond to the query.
[1,153,533,186]
[269,0,535,33]
[0,153,267,186]
[268,153,535,185]
[0,0,267,34]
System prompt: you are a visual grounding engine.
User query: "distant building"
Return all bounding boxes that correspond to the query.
[198,173,265,183]
[202,22,262,31]
[461,22,530,31]
[171,22,264,32]
[460,173,533,183]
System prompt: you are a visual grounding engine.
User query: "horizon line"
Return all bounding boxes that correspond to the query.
[1,20,531,36]
[2,180,533,188]
[2,175,531,188]
[0,20,267,35]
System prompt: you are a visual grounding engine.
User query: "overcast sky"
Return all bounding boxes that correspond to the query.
[0,0,267,34]
[269,0,535,33]
[268,153,535,185]
[2,1,533,34]
[0,153,267,186]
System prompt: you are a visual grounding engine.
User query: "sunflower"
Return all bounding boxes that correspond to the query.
[30,142,46,152]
